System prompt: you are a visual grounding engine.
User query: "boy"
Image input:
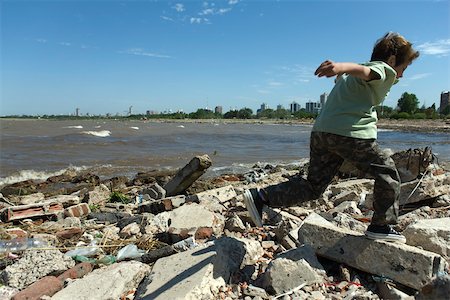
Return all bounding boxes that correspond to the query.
[243,32,419,243]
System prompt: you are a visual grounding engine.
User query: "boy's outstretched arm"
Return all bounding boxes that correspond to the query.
[314,60,380,81]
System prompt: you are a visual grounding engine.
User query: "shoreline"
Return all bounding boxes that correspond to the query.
[3,117,448,133]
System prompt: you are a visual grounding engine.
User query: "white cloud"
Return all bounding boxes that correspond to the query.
[36,38,47,43]
[161,16,174,21]
[229,0,239,4]
[417,39,450,56]
[200,7,231,16]
[173,3,185,12]
[190,17,202,24]
[257,89,270,94]
[120,48,172,59]
[268,81,283,87]
[408,73,432,80]
[59,42,71,46]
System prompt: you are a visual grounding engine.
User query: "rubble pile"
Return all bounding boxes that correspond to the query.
[0,150,449,300]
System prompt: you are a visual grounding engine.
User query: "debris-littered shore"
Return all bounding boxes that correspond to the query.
[0,149,449,300]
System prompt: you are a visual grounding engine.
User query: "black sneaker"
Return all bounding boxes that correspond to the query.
[242,188,264,227]
[365,224,406,243]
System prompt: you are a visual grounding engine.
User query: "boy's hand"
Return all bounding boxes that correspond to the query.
[314,61,373,81]
[314,60,341,78]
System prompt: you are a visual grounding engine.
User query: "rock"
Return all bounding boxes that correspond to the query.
[260,245,325,295]
[164,154,212,196]
[86,184,110,205]
[297,213,447,290]
[403,218,450,258]
[135,237,248,300]
[142,182,166,200]
[399,173,450,205]
[51,261,150,300]
[2,250,75,290]
[416,274,450,300]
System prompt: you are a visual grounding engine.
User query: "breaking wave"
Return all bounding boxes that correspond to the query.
[0,166,89,188]
[63,125,83,129]
[81,130,111,137]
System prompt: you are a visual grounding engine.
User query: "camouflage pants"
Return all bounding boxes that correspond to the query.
[262,131,401,225]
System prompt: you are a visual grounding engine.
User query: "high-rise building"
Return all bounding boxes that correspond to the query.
[257,103,269,114]
[320,93,328,106]
[215,106,223,114]
[290,101,300,113]
[276,104,283,110]
[440,91,450,113]
[305,101,321,114]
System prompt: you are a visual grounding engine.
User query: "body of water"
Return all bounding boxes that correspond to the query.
[1,119,449,186]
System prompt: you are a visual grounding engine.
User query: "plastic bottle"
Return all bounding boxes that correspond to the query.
[0,238,47,253]
[96,255,116,265]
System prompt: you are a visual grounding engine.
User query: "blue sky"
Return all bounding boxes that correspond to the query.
[1,0,449,116]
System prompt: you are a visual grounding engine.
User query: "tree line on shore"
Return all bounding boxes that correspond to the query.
[3,92,450,121]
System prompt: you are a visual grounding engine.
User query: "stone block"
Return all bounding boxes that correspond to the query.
[297,213,447,290]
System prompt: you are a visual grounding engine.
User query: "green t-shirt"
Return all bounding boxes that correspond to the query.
[312,61,397,139]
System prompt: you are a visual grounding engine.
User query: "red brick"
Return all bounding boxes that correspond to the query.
[57,262,93,281]
[5,228,28,238]
[55,227,83,239]
[195,227,213,240]
[1,202,64,222]
[64,203,91,218]
[12,276,63,300]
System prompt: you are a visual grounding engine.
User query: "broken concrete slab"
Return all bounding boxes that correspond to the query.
[403,217,450,259]
[135,237,247,300]
[189,185,237,204]
[86,184,110,205]
[261,258,321,295]
[415,274,450,300]
[297,213,447,290]
[167,202,225,236]
[2,250,75,290]
[51,261,150,300]
[164,154,212,196]
[399,173,450,205]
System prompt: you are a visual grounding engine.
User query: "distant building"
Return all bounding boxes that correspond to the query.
[257,103,269,114]
[290,101,301,113]
[305,101,321,114]
[440,91,450,113]
[320,93,328,106]
[276,104,283,110]
[215,106,223,114]
[146,110,159,115]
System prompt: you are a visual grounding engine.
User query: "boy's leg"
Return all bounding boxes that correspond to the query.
[243,132,343,227]
[262,131,344,207]
[336,139,400,225]
[331,137,404,242]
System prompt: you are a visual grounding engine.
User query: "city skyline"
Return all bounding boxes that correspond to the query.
[1,0,449,116]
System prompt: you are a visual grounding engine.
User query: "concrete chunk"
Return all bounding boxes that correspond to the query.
[164,154,212,196]
[51,261,150,300]
[403,217,450,258]
[399,173,450,205]
[136,237,247,300]
[297,213,447,290]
